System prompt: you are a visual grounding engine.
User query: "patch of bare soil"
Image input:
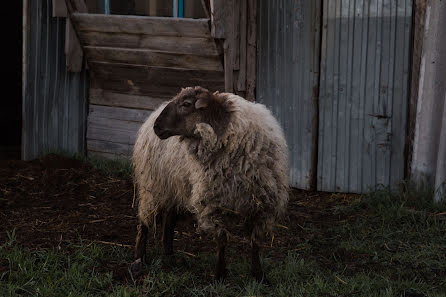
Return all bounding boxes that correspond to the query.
[0,154,360,283]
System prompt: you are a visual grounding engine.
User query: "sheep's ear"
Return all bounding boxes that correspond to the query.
[195,97,208,109]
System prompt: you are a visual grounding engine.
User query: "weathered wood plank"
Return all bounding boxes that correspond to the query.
[201,0,211,18]
[71,13,211,37]
[90,62,225,83]
[87,116,141,144]
[233,0,240,70]
[65,18,83,72]
[77,31,220,56]
[89,89,169,110]
[224,40,233,92]
[89,151,126,159]
[90,76,179,97]
[246,0,257,101]
[87,139,134,157]
[90,104,152,123]
[52,0,67,17]
[237,0,247,91]
[84,46,223,71]
[223,0,234,92]
[210,0,227,38]
[89,62,225,95]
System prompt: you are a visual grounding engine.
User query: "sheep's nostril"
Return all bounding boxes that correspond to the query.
[154,123,161,133]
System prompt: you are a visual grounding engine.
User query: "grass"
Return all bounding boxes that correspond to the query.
[46,150,134,179]
[2,174,445,296]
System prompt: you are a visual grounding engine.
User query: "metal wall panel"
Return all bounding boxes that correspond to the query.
[23,0,89,160]
[257,0,321,189]
[318,0,412,192]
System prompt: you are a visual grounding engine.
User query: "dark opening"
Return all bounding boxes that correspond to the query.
[1,0,22,159]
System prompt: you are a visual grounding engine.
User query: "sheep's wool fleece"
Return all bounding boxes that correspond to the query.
[132,94,289,239]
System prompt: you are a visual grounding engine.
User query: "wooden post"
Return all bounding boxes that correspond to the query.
[52,0,67,17]
[210,0,226,38]
[200,0,210,18]
[406,0,427,177]
[246,0,256,101]
[224,39,233,92]
[210,0,233,93]
[237,0,247,92]
[63,0,88,72]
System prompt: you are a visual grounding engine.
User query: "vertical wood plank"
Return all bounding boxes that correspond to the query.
[210,0,226,38]
[246,0,256,101]
[237,0,247,91]
[233,0,240,70]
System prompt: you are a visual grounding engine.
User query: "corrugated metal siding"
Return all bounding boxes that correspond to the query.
[257,0,321,189]
[318,0,412,192]
[23,0,89,160]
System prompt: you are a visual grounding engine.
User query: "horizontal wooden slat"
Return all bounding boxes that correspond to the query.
[87,139,133,157]
[71,13,211,38]
[88,151,127,160]
[84,46,223,71]
[90,62,225,97]
[91,62,225,84]
[89,105,152,123]
[87,116,142,144]
[89,89,169,110]
[78,31,220,56]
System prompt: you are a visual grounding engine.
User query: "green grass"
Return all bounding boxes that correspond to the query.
[2,183,445,296]
[45,151,134,179]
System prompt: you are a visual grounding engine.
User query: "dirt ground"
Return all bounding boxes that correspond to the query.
[0,154,359,283]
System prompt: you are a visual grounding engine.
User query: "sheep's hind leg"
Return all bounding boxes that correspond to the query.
[162,208,177,255]
[251,239,270,284]
[215,231,228,280]
[131,222,148,277]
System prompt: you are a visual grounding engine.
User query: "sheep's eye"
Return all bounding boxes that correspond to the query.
[182,101,192,108]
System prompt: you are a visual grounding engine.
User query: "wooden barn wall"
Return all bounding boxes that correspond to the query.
[257,0,322,190]
[68,13,224,158]
[317,0,413,192]
[23,0,89,160]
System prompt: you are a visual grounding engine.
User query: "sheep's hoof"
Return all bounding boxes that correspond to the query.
[214,269,227,282]
[253,272,271,286]
[130,258,144,278]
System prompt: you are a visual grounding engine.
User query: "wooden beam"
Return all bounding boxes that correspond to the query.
[71,13,211,37]
[84,46,223,71]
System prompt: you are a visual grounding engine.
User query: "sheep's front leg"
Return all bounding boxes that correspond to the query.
[215,231,227,280]
[131,221,148,276]
[162,208,177,255]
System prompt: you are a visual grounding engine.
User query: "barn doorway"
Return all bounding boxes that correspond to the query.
[1,0,22,159]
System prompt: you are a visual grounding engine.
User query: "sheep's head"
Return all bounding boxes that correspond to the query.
[154,86,232,140]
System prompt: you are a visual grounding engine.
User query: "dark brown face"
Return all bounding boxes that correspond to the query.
[154,86,230,140]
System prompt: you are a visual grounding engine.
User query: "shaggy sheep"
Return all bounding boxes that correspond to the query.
[131,86,289,281]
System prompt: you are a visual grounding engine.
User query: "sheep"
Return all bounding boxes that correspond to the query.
[131,86,289,282]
